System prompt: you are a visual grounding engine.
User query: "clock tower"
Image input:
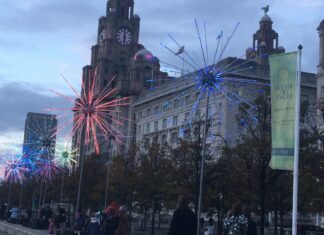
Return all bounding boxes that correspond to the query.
[73,0,168,159]
[90,0,143,94]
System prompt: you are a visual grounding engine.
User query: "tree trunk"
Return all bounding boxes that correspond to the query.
[260,172,266,235]
[151,200,156,235]
[274,194,278,235]
[217,208,221,235]
[280,210,284,235]
[144,208,147,228]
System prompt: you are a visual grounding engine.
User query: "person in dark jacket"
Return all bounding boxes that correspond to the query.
[104,204,119,235]
[168,195,197,235]
[87,213,100,235]
[74,210,86,235]
[243,207,258,235]
[116,205,128,235]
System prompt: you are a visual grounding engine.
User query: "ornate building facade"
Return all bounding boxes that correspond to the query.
[72,1,320,160]
[132,12,317,150]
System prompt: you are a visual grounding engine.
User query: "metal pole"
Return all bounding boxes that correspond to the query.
[60,174,64,203]
[6,181,12,215]
[197,90,210,235]
[38,181,43,209]
[42,182,47,206]
[292,46,302,235]
[76,151,85,211]
[104,162,111,208]
[19,183,23,208]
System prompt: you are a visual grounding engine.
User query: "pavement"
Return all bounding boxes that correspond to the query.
[0,221,48,235]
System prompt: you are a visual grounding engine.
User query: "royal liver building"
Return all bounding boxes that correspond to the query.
[72,0,322,159]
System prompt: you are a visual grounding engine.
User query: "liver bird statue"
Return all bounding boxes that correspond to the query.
[262,5,269,14]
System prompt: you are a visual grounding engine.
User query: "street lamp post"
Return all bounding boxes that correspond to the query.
[104,160,111,208]
[196,89,211,235]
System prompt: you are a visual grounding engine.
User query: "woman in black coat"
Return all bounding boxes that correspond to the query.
[168,195,197,235]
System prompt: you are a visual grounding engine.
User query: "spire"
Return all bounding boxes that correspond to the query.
[246,5,285,65]
[107,0,134,20]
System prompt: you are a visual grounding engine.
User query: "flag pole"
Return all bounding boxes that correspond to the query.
[292,45,302,235]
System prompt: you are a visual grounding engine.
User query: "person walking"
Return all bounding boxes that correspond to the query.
[74,209,86,235]
[104,203,119,235]
[224,202,248,235]
[243,207,258,235]
[168,195,197,235]
[87,213,100,235]
[116,205,129,235]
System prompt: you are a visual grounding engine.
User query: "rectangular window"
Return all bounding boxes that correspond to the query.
[171,132,178,143]
[239,86,244,96]
[301,94,309,104]
[153,136,158,143]
[183,129,190,139]
[138,125,141,134]
[173,99,179,109]
[146,123,150,133]
[162,119,167,129]
[195,109,201,119]
[173,116,178,126]
[321,86,324,99]
[161,135,167,144]
[154,121,158,131]
[162,102,169,111]
[195,92,200,101]
[144,138,150,148]
[185,96,190,105]
[155,105,159,114]
[146,108,150,117]
[138,111,143,119]
[185,112,190,121]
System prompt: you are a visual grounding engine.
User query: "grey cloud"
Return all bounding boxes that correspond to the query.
[0,82,70,133]
[0,0,102,33]
[136,0,320,73]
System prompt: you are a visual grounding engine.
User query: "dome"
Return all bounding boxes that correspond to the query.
[317,20,324,30]
[246,47,254,53]
[134,49,154,61]
[260,14,272,22]
[133,14,140,19]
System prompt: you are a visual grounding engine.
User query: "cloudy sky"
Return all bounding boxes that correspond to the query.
[0,0,323,173]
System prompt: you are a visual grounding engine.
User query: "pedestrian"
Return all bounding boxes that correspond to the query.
[74,209,86,235]
[168,195,197,235]
[87,213,100,235]
[48,217,55,235]
[58,207,66,235]
[104,203,119,235]
[116,205,128,235]
[224,202,248,235]
[243,207,258,235]
[207,217,214,235]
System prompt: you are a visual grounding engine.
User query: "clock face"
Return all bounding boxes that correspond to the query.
[116,28,132,46]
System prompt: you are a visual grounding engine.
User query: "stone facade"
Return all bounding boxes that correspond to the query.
[23,112,57,156]
[72,0,168,159]
[72,1,319,160]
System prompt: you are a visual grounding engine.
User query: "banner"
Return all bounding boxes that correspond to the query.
[270,52,298,170]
